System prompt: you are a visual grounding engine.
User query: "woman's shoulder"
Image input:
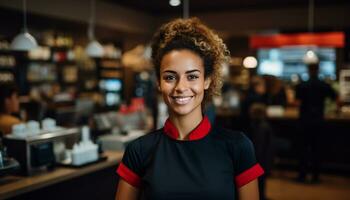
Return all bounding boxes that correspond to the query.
[126,128,163,152]
[211,126,253,150]
[212,126,247,142]
[135,128,163,141]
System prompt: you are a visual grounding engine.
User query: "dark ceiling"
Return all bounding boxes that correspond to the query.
[105,0,349,15]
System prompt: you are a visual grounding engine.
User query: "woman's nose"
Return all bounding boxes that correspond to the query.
[175,77,189,93]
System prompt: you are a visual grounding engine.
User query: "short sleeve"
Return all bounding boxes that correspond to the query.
[232,133,264,188]
[116,140,143,188]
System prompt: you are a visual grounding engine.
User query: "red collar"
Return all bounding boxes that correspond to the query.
[163,116,211,141]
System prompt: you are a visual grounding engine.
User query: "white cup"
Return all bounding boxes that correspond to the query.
[26,120,40,136]
[42,118,56,131]
[12,123,26,137]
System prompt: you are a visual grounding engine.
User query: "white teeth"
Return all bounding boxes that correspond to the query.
[173,96,192,105]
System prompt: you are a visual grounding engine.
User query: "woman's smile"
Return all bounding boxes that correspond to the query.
[171,95,194,105]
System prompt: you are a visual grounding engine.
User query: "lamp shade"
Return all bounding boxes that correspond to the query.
[11,32,38,51]
[85,40,104,57]
[243,56,258,68]
[303,50,319,64]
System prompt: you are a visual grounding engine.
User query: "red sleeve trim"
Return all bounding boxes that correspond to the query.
[116,162,141,188]
[235,163,264,188]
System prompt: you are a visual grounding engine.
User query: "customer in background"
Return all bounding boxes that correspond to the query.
[240,75,267,132]
[295,62,337,183]
[248,103,274,200]
[0,83,22,135]
[264,75,287,107]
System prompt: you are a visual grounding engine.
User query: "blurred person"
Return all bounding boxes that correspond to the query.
[116,18,264,200]
[295,63,337,183]
[0,83,22,135]
[264,75,287,107]
[240,75,267,132]
[248,103,274,200]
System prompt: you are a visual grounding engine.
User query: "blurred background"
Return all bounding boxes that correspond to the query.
[0,0,349,199]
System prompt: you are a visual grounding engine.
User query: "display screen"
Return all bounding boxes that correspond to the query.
[106,93,121,106]
[257,47,336,81]
[99,79,122,92]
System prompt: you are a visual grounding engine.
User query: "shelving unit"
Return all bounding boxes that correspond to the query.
[95,57,124,108]
[0,50,16,83]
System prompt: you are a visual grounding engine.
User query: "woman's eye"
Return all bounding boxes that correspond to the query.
[188,74,199,80]
[163,75,176,81]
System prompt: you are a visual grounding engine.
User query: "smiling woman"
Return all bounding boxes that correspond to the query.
[115,17,264,200]
[159,49,211,128]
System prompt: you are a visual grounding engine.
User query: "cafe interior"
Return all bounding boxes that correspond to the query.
[0,0,349,199]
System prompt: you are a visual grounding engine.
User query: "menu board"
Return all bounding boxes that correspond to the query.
[257,47,336,81]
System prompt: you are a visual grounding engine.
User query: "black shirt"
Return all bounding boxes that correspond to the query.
[117,116,264,200]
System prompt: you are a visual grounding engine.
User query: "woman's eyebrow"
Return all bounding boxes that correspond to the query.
[162,70,177,74]
[162,69,201,74]
[186,69,201,74]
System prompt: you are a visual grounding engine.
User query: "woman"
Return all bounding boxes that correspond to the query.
[0,83,21,135]
[116,18,264,200]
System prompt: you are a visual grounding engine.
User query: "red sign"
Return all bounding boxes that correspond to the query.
[250,32,345,48]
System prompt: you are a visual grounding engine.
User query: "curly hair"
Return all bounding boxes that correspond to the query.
[151,17,230,99]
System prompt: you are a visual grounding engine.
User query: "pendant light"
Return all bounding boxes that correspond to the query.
[183,0,189,19]
[85,0,104,57]
[303,0,318,64]
[169,0,181,7]
[11,0,38,51]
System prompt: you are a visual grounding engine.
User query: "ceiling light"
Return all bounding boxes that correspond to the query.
[243,56,258,68]
[86,40,104,57]
[169,0,181,7]
[183,0,189,18]
[85,0,104,57]
[11,0,38,51]
[303,0,318,64]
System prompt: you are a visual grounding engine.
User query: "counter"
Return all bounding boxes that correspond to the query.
[0,151,123,200]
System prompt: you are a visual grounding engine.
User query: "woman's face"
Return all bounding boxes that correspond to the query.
[159,49,211,117]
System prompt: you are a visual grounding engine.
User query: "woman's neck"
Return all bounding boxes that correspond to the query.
[169,109,203,140]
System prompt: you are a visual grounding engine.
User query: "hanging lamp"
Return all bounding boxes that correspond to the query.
[303,0,319,64]
[183,0,189,19]
[11,0,38,51]
[85,0,104,57]
[169,0,181,7]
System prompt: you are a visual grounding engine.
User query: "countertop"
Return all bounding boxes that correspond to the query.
[0,151,123,200]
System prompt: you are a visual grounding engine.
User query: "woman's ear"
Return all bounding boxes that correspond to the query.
[204,77,211,90]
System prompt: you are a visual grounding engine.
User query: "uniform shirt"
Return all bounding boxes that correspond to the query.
[117,116,264,200]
